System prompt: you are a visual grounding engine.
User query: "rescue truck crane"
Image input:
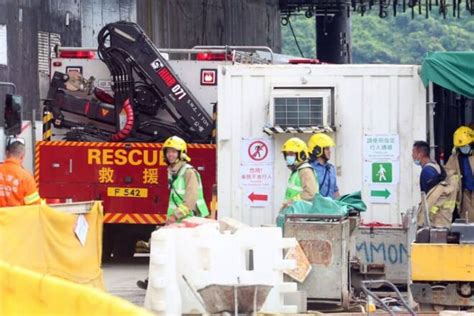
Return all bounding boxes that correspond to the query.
[45,21,213,143]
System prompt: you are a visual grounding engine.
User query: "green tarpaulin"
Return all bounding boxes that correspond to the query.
[276,191,367,228]
[420,51,474,99]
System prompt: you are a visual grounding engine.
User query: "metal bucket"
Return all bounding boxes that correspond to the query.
[197,284,273,314]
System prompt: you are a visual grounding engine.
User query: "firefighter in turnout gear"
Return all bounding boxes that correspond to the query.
[413,141,458,228]
[445,126,474,222]
[281,137,319,210]
[163,136,209,224]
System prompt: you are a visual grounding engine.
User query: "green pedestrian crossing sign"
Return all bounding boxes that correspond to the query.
[372,162,392,183]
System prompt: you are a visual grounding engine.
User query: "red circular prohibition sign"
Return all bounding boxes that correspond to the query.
[248,141,268,161]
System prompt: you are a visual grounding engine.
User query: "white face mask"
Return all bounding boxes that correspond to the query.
[286,155,296,166]
[459,145,471,155]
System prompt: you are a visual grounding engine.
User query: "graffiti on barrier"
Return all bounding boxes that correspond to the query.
[356,241,408,264]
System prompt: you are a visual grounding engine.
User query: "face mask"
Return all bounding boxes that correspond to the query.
[459,145,471,155]
[413,159,421,166]
[286,155,296,166]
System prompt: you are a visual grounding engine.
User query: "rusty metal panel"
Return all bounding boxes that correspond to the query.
[283,218,350,303]
[355,227,413,284]
[411,283,474,307]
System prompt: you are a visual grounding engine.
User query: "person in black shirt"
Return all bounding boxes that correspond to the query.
[412,141,444,193]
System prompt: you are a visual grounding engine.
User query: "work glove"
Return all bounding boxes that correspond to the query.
[280,200,293,211]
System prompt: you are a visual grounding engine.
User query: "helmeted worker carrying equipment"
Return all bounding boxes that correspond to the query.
[445,126,474,223]
[163,136,209,223]
[281,137,319,203]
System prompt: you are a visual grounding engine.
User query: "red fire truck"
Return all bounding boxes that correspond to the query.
[38,21,229,258]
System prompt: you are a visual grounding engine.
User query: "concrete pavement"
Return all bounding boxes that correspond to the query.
[102,255,149,307]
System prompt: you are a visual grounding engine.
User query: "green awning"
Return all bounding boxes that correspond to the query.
[420,51,474,99]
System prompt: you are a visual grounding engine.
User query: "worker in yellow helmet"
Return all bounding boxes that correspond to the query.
[308,133,340,199]
[137,136,210,290]
[445,126,474,222]
[281,137,319,209]
[162,136,209,224]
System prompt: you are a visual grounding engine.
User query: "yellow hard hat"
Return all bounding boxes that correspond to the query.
[281,137,309,163]
[453,126,473,148]
[308,133,336,157]
[163,136,190,162]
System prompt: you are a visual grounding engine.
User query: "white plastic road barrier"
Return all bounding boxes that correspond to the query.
[144,224,298,314]
[144,229,182,315]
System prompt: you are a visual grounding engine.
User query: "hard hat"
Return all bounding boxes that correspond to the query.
[453,126,473,148]
[281,137,309,163]
[163,136,190,162]
[308,133,335,157]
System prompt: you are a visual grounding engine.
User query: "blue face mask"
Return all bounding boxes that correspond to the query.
[459,145,471,155]
[414,159,421,166]
[286,155,296,166]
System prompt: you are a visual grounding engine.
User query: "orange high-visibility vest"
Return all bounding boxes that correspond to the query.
[0,158,40,207]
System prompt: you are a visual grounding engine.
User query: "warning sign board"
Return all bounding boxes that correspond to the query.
[241,138,274,165]
[239,165,273,188]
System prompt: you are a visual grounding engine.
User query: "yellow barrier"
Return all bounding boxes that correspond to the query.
[0,260,152,315]
[0,201,104,288]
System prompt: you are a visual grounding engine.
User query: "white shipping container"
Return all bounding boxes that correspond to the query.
[217,64,426,226]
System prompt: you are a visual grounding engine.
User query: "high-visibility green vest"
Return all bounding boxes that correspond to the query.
[167,163,209,220]
[285,162,318,201]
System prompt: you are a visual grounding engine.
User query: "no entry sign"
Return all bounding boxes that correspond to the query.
[241,138,273,165]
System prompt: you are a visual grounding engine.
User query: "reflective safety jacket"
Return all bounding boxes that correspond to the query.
[0,158,40,207]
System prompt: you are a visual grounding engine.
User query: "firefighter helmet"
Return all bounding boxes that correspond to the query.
[308,133,336,158]
[453,126,473,148]
[163,136,190,162]
[281,137,309,163]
